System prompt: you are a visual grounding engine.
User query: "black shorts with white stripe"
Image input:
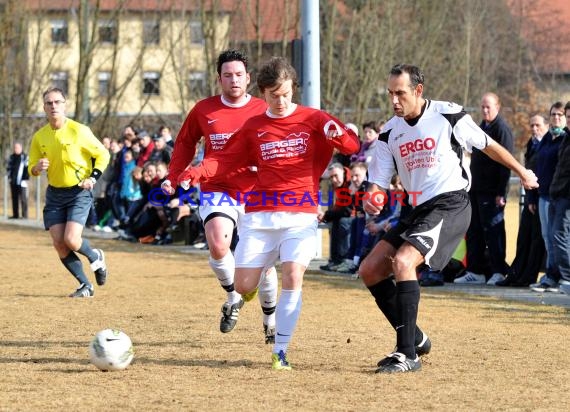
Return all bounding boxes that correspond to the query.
[383,190,471,271]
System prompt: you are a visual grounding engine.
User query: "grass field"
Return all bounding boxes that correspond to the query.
[1,222,569,411]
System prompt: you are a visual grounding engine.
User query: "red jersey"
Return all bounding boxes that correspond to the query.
[193,105,360,213]
[168,94,267,199]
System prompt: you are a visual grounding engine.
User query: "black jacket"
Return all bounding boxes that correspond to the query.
[550,128,570,200]
[7,152,29,185]
[470,115,514,197]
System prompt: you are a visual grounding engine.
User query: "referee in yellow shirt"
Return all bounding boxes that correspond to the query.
[29,88,110,297]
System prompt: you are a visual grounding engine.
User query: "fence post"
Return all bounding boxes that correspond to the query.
[3,174,7,218]
[36,175,42,221]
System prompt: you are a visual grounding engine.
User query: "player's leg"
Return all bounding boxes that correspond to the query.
[375,242,424,373]
[49,223,92,297]
[359,238,429,358]
[270,223,316,371]
[375,190,471,373]
[44,187,93,297]
[258,266,278,344]
[205,214,245,332]
[64,189,107,286]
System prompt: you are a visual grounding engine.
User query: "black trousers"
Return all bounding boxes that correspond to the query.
[10,183,28,218]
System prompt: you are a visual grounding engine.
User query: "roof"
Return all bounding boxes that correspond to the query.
[23,0,300,42]
[506,0,570,74]
[23,0,236,13]
[229,1,300,43]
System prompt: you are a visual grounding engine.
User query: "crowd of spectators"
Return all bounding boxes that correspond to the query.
[86,125,206,248]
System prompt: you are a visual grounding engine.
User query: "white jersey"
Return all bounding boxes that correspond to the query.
[368,100,491,206]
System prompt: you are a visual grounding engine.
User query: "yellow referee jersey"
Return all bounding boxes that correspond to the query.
[28,118,110,188]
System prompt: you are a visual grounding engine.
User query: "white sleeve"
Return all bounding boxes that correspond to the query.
[454,114,491,153]
[367,139,395,189]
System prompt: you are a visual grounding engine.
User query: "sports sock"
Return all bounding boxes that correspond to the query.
[259,267,278,327]
[75,238,99,263]
[61,251,91,286]
[395,280,420,358]
[273,289,302,354]
[209,254,241,305]
[368,276,425,346]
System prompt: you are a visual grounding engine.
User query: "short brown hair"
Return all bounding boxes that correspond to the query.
[257,57,298,94]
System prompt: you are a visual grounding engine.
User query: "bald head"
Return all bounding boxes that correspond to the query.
[481,92,500,124]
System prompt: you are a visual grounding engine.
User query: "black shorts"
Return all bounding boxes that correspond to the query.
[43,185,93,230]
[383,190,471,271]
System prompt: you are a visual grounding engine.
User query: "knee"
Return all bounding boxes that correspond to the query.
[65,235,82,252]
[357,257,375,283]
[209,242,230,260]
[391,254,416,277]
[234,275,258,295]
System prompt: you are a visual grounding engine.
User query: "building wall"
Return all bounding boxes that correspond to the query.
[26,11,229,116]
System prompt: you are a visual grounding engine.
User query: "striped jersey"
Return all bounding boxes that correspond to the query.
[168,94,268,200]
[368,100,491,206]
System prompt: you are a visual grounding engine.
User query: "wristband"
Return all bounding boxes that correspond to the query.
[90,168,102,181]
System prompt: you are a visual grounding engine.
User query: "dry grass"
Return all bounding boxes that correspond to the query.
[1,223,569,411]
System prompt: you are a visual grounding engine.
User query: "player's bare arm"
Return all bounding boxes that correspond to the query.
[481,140,539,190]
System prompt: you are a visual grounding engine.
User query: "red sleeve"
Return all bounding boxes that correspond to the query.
[324,112,361,155]
[192,126,253,183]
[167,108,203,184]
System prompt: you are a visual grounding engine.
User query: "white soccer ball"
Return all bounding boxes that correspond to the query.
[89,329,134,371]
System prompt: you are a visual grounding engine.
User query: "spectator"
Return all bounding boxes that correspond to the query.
[549,102,570,295]
[527,103,567,292]
[149,135,172,164]
[6,142,29,219]
[455,92,514,285]
[497,113,548,286]
[158,125,175,148]
[136,130,154,167]
[318,162,354,271]
[350,121,379,164]
[335,161,369,274]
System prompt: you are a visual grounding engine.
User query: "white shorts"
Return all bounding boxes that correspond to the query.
[234,212,318,268]
[198,192,244,226]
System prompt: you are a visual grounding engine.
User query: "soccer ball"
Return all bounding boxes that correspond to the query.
[89,329,134,371]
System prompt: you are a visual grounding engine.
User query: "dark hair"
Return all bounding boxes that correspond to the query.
[217,49,249,76]
[550,101,564,114]
[565,101,570,113]
[257,57,298,93]
[389,64,424,88]
[42,87,66,101]
[362,121,378,132]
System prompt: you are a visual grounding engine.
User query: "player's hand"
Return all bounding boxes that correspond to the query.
[78,177,96,191]
[177,167,198,190]
[324,120,344,141]
[520,168,539,190]
[363,192,385,216]
[161,179,175,195]
[34,157,49,174]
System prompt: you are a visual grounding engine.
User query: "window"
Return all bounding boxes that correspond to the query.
[189,21,203,45]
[51,19,68,44]
[143,72,160,95]
[98,20,118,44]
[189,72,207,98]
[50,71,69,95]
[98,71,112,97]
[143,20,160,45]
